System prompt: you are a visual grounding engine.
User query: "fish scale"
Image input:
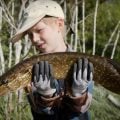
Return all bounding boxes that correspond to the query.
[0,52,120,96]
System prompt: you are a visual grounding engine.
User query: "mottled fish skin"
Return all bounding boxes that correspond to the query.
[0,52,120,96]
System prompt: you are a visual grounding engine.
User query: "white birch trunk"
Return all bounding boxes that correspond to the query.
[0,40,5,74]
[82,0,85,53]
[78,38,82,52]
[7,2,15,119]
[23,35,32,58]
[14,0,28,119]
[70,7,76,49]
[0,6,9,120]
[8,1,15,68]
[0,7,5,75]
[14,41,22,64]
[63,0,67,23]
[93,0,99,55]
[17,1,30,119]
[111,30,120,59]
[70,34,74,49]
[102,21,120,57]
[74,0,78,52]
[0,7,2,31]
[8,42,12,68]
[63,0,67,42]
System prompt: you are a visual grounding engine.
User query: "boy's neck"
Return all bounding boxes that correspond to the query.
[53,42,67,52]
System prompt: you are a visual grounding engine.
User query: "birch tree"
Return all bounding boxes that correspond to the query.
[82,0,85,53]
[101,21,120,57]
[92,0,99,55]
[0,5,9,120]
[0,7,5,75]
[14,1,28,119]
[111,30,120,59]
[74,0,78,51]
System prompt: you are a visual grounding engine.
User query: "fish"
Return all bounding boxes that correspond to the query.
[0,52,120,96]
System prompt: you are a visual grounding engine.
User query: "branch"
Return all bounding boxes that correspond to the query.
[0,0,16,30]
[101,21,120,57]
[66,1,81,35]
[18,0,28,22]
[108,94,120,108]
[110,30,120,59]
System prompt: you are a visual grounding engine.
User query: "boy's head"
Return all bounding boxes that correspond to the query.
[27,16,66,53]
[11,0,65,43]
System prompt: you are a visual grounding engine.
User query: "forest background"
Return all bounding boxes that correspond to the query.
[0,0,120,120]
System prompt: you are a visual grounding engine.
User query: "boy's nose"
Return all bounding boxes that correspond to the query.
[32,33,40,43]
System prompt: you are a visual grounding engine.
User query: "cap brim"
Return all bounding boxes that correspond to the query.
[10,14,45,43]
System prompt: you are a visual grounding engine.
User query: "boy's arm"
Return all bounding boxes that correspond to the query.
[69,80,94,113]
[25,61,59,115]
[67,58,94,113]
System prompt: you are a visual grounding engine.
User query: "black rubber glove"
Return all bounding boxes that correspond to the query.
[32,61,56,96]
[72,58,94,97]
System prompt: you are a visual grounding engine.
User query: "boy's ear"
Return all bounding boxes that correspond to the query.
[56,18,65,29]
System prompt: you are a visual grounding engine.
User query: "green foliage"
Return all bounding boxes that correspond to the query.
[0,92,32,120]
[77,0,120,61]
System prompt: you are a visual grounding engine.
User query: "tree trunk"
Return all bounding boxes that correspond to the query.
[0,7,5,75]
[82,0,85,53]
[111,30,120,59]
[74,0,78,51]
[93,0,99,55]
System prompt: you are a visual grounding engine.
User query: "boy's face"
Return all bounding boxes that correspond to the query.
[27,17,64,53]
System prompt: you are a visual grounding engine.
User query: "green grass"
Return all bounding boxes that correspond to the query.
[90,85,120,120]
[0,85,120,120]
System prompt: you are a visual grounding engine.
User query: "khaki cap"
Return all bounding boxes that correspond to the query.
[11,0,64,43]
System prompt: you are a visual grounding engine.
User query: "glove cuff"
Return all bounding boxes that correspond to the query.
[37,88,56,96]
[72,87,87,97]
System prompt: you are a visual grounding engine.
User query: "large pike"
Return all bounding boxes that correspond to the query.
[0,52,120,96]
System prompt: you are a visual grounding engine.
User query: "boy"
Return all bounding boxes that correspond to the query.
[11,0,94,120]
